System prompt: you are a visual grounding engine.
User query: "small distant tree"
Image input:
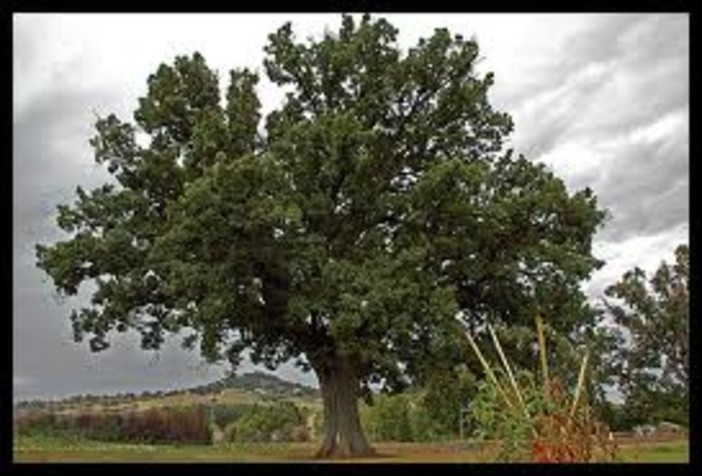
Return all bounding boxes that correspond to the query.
[602,244,689,426]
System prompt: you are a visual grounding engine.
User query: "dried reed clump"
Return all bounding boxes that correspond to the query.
[465,315,617,463]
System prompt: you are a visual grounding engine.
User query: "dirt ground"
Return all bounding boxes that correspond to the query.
[14,436,689,463]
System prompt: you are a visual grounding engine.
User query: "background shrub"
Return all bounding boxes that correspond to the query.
[208,403,252,428]
[43,405,213,445]
[364,394,413,442]
[234,402,304,442]
[408,400,452,442]
[16,401,312,445]
[15,410,61,436]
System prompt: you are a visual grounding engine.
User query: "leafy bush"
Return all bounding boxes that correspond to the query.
[208,403,252,427]
[364,394,413,442]
[359,392,458,442]
[471,370,542,459]
[408,400,452,442]
[420,367,477,437]
[234,402,304,443]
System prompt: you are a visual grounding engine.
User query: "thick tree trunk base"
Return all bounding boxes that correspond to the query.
[314,442,377,459]
[312,353,376,459]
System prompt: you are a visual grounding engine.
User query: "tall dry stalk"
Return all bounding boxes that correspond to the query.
[488,323,530,421]
[463,329,515,411]
[570,352,589,419]
[464,316,616,463]
[535,315,550,401]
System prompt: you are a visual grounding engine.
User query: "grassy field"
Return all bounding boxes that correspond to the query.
[13,433,688,463]
[615,440,689,463]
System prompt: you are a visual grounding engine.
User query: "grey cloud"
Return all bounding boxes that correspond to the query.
[496,15,645,111]
[13,16,41,73]
[10,41,230,399]
[594,127,688,242]
[576,59,687,143]
[617,14,689,70]
[584,221,688,304]
[507,61,609,158]
[14,254,234,401]
[502,14,688,247]
[559,136,688,246]
[13,86,115,276]
[12,30,115,398]
[557,15,645,74]
[504,14,685,111]
[506,14,688,159]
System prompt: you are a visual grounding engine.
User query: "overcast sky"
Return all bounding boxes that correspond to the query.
[13,13,689,401]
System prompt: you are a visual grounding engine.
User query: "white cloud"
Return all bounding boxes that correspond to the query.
[585,222,688,300]
[628,109,687,145]
[13,376,34,387]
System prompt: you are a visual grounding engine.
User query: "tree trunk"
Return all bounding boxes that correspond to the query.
[313,353,375,458]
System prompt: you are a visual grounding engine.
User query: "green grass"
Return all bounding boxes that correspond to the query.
[14,432,689,463]
[14,434,329,463]
[617,441,689,463]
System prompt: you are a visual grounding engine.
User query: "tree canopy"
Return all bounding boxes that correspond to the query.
[36,14,606,456]
[601,244,689,426]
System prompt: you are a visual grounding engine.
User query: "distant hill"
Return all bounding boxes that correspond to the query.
[186,370,319,398]
[14,371,319,411]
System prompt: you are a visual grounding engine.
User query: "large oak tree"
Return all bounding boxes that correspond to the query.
[36,14,606,457]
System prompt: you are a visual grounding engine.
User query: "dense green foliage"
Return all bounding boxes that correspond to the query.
[420,365,477,435]
[600,244,689,426]
[360,384,482,443]
[209,403,252,428]
[362,394,413,442]
[233,402,306,442]
[595,401,642,432]
[471,375,531,449]
[407,400,450,442]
